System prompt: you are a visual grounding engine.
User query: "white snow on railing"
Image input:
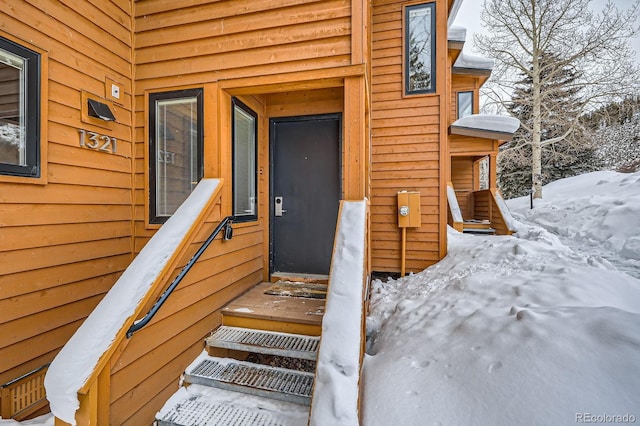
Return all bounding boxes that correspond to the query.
[310,200,367,426]
[44,179,221,426]
[447,185,464,223]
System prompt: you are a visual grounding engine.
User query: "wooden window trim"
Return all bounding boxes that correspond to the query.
[231,97,259,223]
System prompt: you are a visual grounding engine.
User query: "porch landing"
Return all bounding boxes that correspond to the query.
[221,282,325,336]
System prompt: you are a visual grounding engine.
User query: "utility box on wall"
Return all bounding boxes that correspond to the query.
[397,191,421,228]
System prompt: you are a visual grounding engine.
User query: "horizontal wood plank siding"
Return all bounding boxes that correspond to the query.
[370,0,446,273]
[451,157,474,218]
[0,0,133,390]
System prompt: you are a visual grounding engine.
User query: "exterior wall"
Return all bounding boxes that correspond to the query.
[450,74,478,121]
[117,2,354,423]
[370,0,449,272]
[0,0,134,390]
[451,156,474,218]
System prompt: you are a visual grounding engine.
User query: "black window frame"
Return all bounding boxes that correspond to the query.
[457,91,474,118]
[404,2,437,95]
[0,36,41,178]
[231,97,258,223]
[148,88,204,224]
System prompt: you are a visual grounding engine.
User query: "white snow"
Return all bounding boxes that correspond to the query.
[494,190,516,231]
[453,52,494,70]
[452,113,520,135]
[364,171,640,425]
[44,179,221,425]
[310,200,367,426]
[0,415,53,426]
[447,185,464,222]
[508,171,640,279]
[157,382,309,426]
[448,25,467,43]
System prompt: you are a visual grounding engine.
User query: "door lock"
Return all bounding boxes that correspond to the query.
[275,196,287,216]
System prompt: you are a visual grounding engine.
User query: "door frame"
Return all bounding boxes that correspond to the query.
[268,113,343,276]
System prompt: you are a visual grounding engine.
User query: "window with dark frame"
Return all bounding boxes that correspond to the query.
[232,98,258,222]
[148,89,203,224]
[405,2,436,95]
[458,91,474,118]
[0,36,41,178]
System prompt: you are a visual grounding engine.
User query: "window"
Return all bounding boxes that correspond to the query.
[149,89,203,224]
[405,3,436,95]
[458,91,474,118]
[232,98,257,222]
[0,37,40,178]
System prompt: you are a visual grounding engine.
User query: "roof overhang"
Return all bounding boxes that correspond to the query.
[450,114,520,142]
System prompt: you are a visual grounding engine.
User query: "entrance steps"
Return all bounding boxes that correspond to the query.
[157,326,320,425]
[462,220,496,235]
[157,279,327,425]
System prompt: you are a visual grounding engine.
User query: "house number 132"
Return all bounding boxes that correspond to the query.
[79,129,117,154]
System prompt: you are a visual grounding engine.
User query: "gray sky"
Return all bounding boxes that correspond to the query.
[453,0,640,60]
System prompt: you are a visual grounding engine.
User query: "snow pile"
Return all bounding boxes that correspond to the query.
[508,171,640,279]
[44,179,221,425]
[364,172,640,425]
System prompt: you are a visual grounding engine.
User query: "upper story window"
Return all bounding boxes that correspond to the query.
[232,98,258,222]
[0,37,41,178]
[149,88,203,224]
[458,91,474,118]
[405,3,436,95]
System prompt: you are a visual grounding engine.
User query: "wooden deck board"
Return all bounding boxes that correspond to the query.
[221,282,325,327]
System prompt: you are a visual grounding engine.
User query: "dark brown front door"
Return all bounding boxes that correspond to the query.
[270,114,341,275]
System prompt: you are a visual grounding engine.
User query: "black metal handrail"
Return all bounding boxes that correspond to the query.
[0,363,50,389]
[126,216,234,338]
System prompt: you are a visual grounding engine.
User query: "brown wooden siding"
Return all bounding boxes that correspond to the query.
[126,2,355,419]
[370,0,447,272]
[0,0,134,390]
[451,157,474,218]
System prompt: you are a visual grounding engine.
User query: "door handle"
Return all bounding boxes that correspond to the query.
[275,196,287,216]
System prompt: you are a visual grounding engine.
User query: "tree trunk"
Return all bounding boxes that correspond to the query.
[531,8,543,199]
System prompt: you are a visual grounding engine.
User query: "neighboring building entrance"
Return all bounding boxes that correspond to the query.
[270,114,341,276]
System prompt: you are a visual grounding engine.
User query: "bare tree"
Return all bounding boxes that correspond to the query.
[476,0,640,198]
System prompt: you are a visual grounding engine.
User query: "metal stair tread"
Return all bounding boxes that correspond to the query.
[185,356,314,406]
[463,227,496,234]
[156,383,309,426]
[206,326,319,361]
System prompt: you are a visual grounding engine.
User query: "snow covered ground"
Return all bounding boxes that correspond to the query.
[509,171,640,279]
[363,171,640,425]
[4,172,639,425]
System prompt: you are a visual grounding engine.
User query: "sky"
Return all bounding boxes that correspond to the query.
[454,0,640,60]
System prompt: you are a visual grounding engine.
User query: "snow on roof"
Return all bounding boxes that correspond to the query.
[452,114,520,135]
[44,179,221,426]
[453,52,494,70]
[448,0,464,28]
[448,25,467,43]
